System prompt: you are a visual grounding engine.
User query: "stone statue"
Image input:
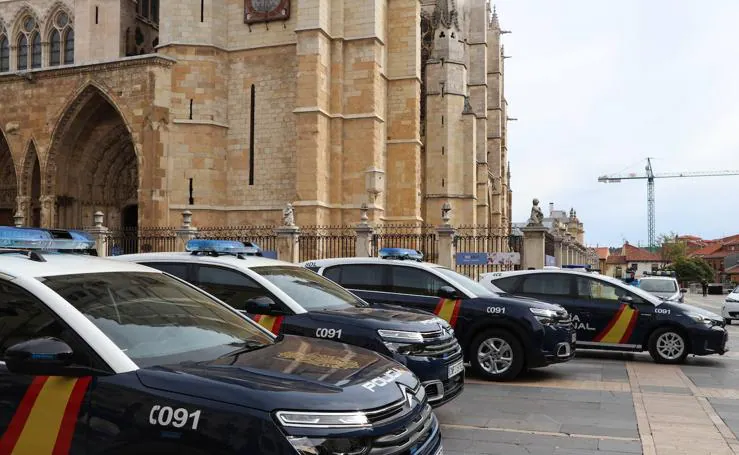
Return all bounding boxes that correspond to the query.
[441,201,452,224]
[527,198,544,226]
[282,203,295,226]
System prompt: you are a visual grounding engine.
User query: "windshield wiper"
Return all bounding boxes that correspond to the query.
[219,340,271,358]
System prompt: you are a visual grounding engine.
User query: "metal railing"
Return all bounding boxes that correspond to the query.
[370,224,438,263]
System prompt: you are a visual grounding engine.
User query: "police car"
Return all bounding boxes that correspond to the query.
[723,285,739,325]
[480,268,728,364]
[0,228,443,455]
[637,271,686,303]
[302,249,576,381]
[111,240,464,407]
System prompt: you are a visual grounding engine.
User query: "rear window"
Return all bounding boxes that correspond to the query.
[490,276,521,293]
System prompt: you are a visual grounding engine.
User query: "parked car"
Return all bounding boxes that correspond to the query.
[480,268,728,364]
[722,286,739,324]
[0,227,443,455]
[302,248,576,381]
[112,240,464,407]
[637,273,686,303]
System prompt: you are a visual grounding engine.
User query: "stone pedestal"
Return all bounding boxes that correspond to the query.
[275,226,300,263]
[355,224,374,257]
[436,225,456,269]
[522,226,548,270]
[553,236,564,267]
[175,210,198,252]
[86,211,109,257]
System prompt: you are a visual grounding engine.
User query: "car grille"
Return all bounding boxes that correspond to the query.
[730,312,739,318]
[369,404,438,455]
[416,329,463,359]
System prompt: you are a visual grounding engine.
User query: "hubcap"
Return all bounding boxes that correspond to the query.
[477,337,513,375]
[656,332,685,360]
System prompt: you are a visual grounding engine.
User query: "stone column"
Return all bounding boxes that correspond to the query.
[40,195,56,228]
[553,235,564,267]
[522,226,548,270]
[86,211,109,257]
[355,204,374,257]
[175,210,198,252]
[436,202,456,268]
[275,226,300,263]
[15,195,30,227]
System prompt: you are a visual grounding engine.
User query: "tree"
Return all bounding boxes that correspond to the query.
[658,232,688,264]
[666,256,714,283]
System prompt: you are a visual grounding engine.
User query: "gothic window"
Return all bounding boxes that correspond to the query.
[0,33,8,73]
[138,0,159,24]
[16,15,39,70]
[49,10,74,66]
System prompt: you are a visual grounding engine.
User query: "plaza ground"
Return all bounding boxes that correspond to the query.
[440,293,739,454]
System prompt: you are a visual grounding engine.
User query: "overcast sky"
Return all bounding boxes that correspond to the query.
[495,0,739,247]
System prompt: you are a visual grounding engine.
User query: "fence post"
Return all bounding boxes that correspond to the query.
[275,226,300,262]
[436,203,456,268]
[87,211,109,257]
[521,226,547,270]
[355,203,373,257]
[175,210,198,251]
[13,210,24,227]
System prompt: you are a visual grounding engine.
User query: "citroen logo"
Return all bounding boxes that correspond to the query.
[399,384,417,408]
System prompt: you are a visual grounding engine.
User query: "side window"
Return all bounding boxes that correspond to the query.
[0,281,93,366]
[140,262,189,280]
[521,274,571,296]
[323,265,388,292]
[390,266,448,297]
[195,265,281,311]
[491,276,521,293]
[576,277,626,302]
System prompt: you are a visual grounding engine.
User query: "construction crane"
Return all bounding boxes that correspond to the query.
[598,158,739,250]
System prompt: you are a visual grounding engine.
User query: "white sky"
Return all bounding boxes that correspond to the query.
[495,0,739,247]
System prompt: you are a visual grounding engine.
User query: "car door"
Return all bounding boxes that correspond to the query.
[322,264,393,303]
[192,264,293,334]
[0,280,101,454]
[572,275,653,349]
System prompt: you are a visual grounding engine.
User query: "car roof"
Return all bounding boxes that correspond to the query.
[112,251,298,270]
[0,250,160,278]
[638,276,676,281]
[302,257,441,269]
[481,269,597,279]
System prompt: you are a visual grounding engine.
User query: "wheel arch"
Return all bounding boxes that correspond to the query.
[461,318,531,365]
[642,323,692,352]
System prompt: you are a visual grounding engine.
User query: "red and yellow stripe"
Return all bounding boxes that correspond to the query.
[434,298,462,328]
[253,314,284,335]
[594,304,639,344]
[0,376,91,455]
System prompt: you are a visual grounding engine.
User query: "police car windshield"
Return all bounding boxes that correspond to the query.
[434,267,496,297]
[639,279,677,293]
[251,265,368,310]
[40,271,274,368]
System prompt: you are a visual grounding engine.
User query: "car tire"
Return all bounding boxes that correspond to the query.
[648,327,689,364]
[469,328,524,381]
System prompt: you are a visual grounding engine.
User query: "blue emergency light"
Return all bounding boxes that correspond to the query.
[0,226,96,251]
[185,239,262,256]
[378,247,424,261]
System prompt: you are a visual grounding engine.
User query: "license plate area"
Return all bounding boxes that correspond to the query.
[448,360,464,378]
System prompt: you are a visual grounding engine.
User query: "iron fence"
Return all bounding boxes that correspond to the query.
[107,227,177,255]
[195,225,278,252]
[370,224,438,263]
[298,225,356,262]
[454,226,520,280]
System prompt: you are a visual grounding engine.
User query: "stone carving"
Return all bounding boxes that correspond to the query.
[433,0,459,31]
[441,201,452,224]
[282,203,295,226]
[527,198,544,226]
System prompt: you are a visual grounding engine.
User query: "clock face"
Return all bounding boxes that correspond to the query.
[245,0,289,23]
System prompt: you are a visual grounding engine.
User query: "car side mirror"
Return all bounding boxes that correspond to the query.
[619,295,637,308]
[244,296,277,314]
[438,286,459,300]
[680,288,688,294]
[4,337,74,376]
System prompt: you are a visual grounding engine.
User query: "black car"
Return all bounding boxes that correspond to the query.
[481,268,728,363]
[303,249,576,381]
[113,240,464,407]
[0,230,443,455]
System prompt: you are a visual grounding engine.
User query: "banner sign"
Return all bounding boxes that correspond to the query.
[456,252,521,265]
[545,255,556,266]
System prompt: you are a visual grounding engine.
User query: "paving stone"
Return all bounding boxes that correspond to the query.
[639,385,691,395]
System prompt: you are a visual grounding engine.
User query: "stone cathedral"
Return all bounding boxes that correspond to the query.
[0,0,511,232]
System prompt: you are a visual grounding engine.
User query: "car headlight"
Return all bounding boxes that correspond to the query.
[276,411,369,428]
[530,308,558,325]
[685,312,719,325]
[286,436,370,455]
[727,297,739,303]
[377,329,424,343]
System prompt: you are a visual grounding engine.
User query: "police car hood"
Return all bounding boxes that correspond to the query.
[478,293,566,312]
[308,305,444,331]
[663,301,722,321]
[650,291,680,300]
[136,334,419,412]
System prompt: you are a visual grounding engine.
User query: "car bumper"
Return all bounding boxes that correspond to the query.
[688,324,729,356]
[395,354,465,408]
[721,300,739,319]
[528,324,577,368]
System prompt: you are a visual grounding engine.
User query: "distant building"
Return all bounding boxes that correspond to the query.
[690,235,739,283]
[604,242,667,279]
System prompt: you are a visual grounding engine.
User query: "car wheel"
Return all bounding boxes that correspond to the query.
[648,327,688,364]
[469,328,524,381]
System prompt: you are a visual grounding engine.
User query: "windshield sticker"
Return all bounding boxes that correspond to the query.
[253,315,284,335]
[434,298,461,328]
[276,351,360,369]
[594,304,639,344]
[361,368,405,392]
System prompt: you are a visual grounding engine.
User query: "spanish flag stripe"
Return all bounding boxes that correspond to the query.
[52,377,92,455]
[435,299,460,328]
[257,315,284,334]
[0,376,48,455]
[252,314,263,323]
[433,298,446,316]
[599,306,637,344]
[594,304,626,342]
[618,311,639,344]
[449,300,462,328]
[10,377,78,454]
[271,316,284,335]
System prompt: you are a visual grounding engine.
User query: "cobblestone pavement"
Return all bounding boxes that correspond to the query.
[439,292,739,454]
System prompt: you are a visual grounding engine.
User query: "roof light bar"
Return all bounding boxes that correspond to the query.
[185,239,262,256]
[0,226,96,251]
[378,248,424,261]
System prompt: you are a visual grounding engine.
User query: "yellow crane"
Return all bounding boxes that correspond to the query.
[597,158,739,249]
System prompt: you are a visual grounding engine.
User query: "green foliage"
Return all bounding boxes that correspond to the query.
[666,256,714,283]
[657,232,688,263]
